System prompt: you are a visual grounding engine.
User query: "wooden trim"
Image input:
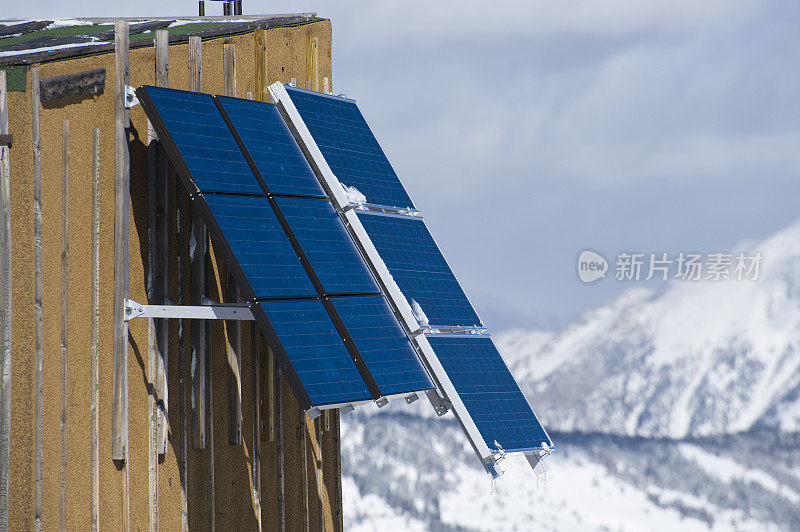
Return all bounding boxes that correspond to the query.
[0,68,11,532]
[112,20,131,463]
[59,118,70,532]
[154,27,170,457]
[276,369,285,532]
[251,326,262,531]
[177,173,190,532]
[223,43,236,98]
[227,275,242,445]
[254,30,267,102]
[31,66,44,532]
[39,68,106,102]
[90,127,101,532]
[306,37,319,92]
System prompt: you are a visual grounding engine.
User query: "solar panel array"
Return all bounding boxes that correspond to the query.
[281,84,551,457]
[138,85,432,409]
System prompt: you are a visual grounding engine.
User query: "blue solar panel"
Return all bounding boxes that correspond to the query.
[204,194,316,299]
[258,299,373,406]
[331,295,432,396]
[426,335,550,452]
[139,86,263,195]
[286,86,415,210]
[357,212,482,328]
[274,197,379,295]
[216,96,327,198]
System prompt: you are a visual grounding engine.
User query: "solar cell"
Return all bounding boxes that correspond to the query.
[356,211,482,328]
[426,335,551,452]
[216,95,327,198]
[274,197,379,295]
[285,86,415,210]
[258,299,373,406]
[331,295,433,396]
[138,86,263,195]
[204,194,316,299]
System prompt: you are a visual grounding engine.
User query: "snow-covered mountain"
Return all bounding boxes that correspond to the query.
[343,220,800,531]
[499,220,800,439]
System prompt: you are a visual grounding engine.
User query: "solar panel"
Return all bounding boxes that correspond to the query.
[216,96,327,198]
[285,86,415,210]
[203,194,316,299]
[271,82,552,475]
[357,211,482,328]
[138,86,263,195]
[273,196,379,295]
[258,299,373,406]
[426,335,551,452]
[330,295,433,396]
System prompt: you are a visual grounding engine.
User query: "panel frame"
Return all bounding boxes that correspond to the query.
[269,81,507,475]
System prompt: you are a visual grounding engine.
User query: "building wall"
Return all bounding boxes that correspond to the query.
[7,18,341,530]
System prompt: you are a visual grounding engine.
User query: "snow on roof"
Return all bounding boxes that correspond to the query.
[0,14,318,66]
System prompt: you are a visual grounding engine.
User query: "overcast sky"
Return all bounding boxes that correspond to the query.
[8,1,800,331]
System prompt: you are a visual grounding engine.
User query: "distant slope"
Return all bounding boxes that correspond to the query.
[497,219,800,439]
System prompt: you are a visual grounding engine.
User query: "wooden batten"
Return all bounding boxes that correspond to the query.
[307,37,319,92]
[223,43,236,98]
[154,28,170,456]
[90,127,101,532]
[251,326,262,531]
[31,66,44,532]
[227,275,242,445]
[276,369,286,531]
[59,118,70,532]
[254,30,268,101]
[0,68,11,532]
[112,20,130,463]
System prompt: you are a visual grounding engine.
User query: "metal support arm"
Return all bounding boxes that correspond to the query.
[124,298,254,321]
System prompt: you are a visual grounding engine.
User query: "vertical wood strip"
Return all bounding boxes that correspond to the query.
[333,414,343,532]
[306,36,319,92]
[226,276,241,445]
[315,418,324,532]
[90,128,101,532]
[146,98,159,532]
[204,297,215,532]
[302,417,310,532]
[31,66,44,532]
[251,326,261,531]
[0,69,11,532]
[155,28,170,456]
[59,118,70,532]
[276,370,285,532]
[322,77,329,94]
[177,179,189,532]
[253,30,267,101]
[112,20,130,463]
[267,349,274,442]
[223,43,236,98]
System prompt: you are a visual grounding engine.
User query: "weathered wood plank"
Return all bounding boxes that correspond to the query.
[322,77,329,94]
[251,326,261,530]
[276,369,285,532]
[146,117,159,532]
[112,20,131,463]
[223,43,236,98]
[39,68,105,102]
[227,275,241,445]
[154,27,170,457]
[191,207,207,451]
[204,301,215,532]
[177,173,189,532]
[307,36,319,92]
[60,118,70,532]
[315,418,324,532]
[31,66,44,532]
[90,127,101,532]
[0,20,53,37]
[254,30,267,101]
[302,415,310,532]
[0,68,11,532]
[267,348,275,442]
